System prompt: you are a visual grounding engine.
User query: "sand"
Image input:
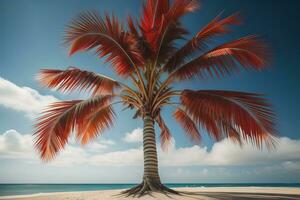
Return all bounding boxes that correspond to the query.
[1,187,300,200]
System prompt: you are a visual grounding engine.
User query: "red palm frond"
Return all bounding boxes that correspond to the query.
[157,0,199,58]
[65,12,144,76]
[127,16,139,38]
[156,22,189,64]
[140,0,197,61]
[156,113,172,150]
[164,12,241,72]
[180,90,276,148]
[37,67,120,95]
[34,95,113,161]
[173,108,201,143]
[140,0,169,57]
[167,0,199,21]
[188,106,223,141]
[76,105,115,145]
[220,121,242,145]
[174,35,270,80]
[140,0,169,40]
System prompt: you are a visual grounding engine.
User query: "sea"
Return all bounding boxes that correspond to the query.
[0,183,299,197]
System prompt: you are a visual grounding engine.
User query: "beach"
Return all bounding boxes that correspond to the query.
[1,187,300,200]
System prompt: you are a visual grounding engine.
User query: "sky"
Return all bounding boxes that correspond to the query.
[0,0,300,183]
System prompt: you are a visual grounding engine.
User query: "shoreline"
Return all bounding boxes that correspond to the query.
[1,187,300,200]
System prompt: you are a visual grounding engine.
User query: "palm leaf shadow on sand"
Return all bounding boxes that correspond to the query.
[179,191,300,200]
[112,189,300,200]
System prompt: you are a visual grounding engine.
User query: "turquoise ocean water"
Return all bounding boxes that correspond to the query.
[0,183,299,196]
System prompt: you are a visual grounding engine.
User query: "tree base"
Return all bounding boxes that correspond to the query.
[121,179,180,197]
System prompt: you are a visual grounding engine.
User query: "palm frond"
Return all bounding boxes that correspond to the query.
[127,16,139,38]
[153,0,199,63]
[155,22,189,65]
[173,35,270,80]
[167,0,199,20]
[164,12,241,72]
[140,0,197,62]
[34,95,113,161]
[37,67,120,95]
[220,121,242,145]
[173,108,201,143]
[65,12,144,76]
[185,105,223,141]
[156,113,172,150]
[140,0,169,31]
[180,90,276,148]
[77,105,115,145]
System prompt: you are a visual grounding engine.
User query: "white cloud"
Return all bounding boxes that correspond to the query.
[1,128,300,169]
[46,138,116,167]
[122,128,143,143]
[159,137,300,166]
[0,130,116,166]
[0,129,36,159]
[0,77,58,118]
[71,136,300,167]
[89,148,143,166]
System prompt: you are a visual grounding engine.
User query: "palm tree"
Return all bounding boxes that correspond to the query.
[34,0,277,196]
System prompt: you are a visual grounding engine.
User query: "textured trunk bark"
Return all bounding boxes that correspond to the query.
[142,112,161,184]
[121,112,179,196]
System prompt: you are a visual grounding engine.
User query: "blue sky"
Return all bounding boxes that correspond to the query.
[0,0,300,183]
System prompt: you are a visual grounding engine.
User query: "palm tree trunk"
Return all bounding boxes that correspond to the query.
[121,112,179,196]
[142,112,161,185]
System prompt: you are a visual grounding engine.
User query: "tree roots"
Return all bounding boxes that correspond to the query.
[120,180,180,197]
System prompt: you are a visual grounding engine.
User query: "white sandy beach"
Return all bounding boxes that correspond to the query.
[1,187,300,200]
